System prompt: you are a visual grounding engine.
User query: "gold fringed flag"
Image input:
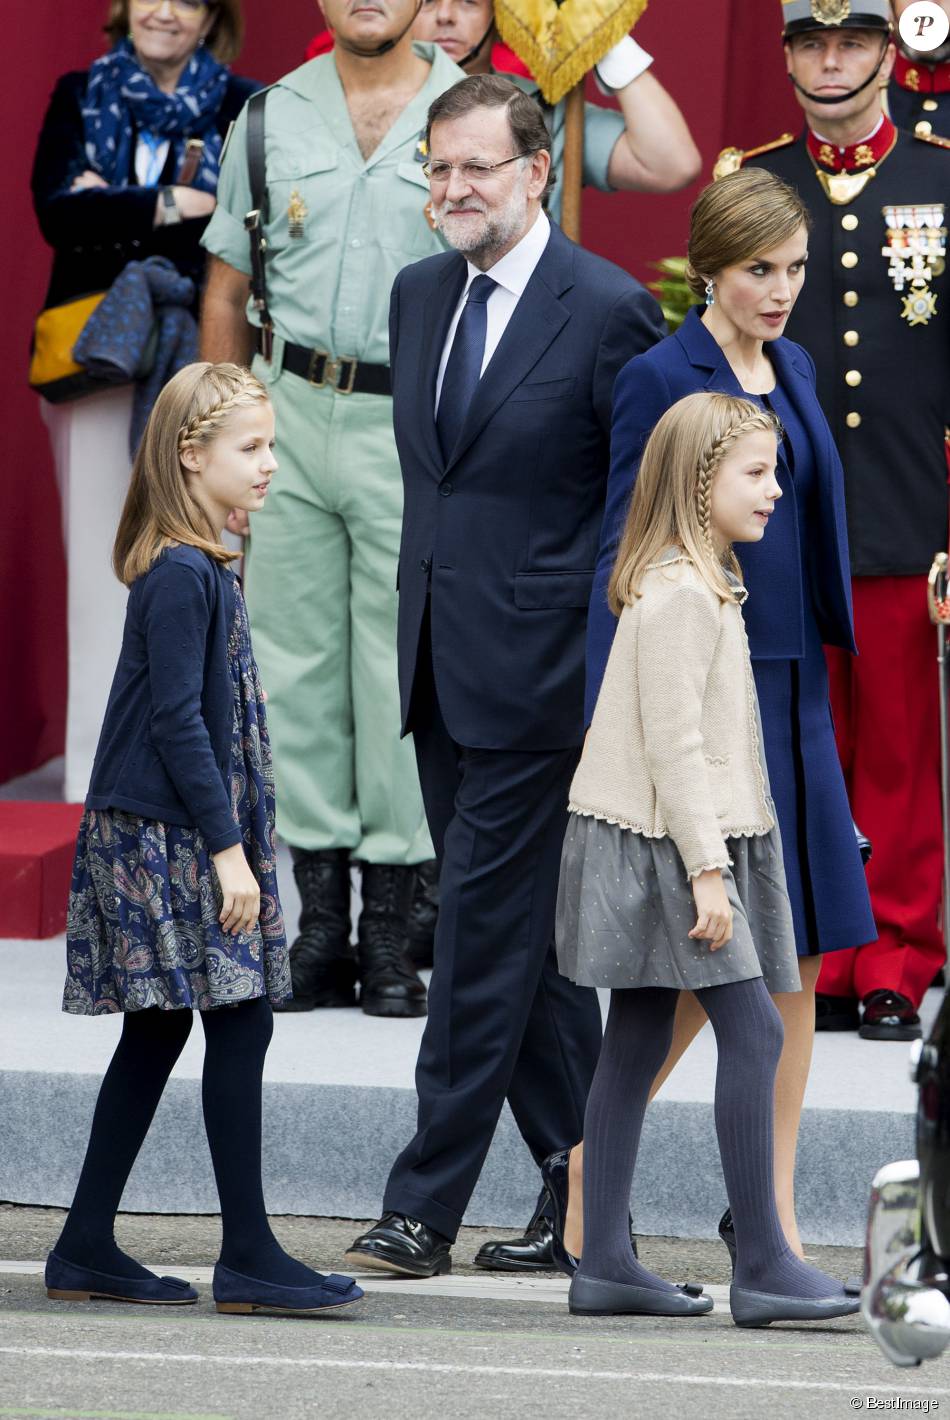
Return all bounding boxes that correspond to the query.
[494,0,648,105]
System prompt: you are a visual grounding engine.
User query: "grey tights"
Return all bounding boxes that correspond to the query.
[579,978,845,1299]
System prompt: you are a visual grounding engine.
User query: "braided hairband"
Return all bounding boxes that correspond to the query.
[696,411,783,556]
[178,381,267,454]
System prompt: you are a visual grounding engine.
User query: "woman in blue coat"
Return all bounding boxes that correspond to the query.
[560,168,876,1270]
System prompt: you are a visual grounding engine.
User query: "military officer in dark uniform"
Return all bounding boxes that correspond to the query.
[716,0,949,1041]
[889,0,950,136]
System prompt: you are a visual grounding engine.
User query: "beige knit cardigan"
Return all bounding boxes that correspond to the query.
[569,554,774,880]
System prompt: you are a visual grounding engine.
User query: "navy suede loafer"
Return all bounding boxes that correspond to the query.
[45,1250,198,1305]
[213,1262,364,1316]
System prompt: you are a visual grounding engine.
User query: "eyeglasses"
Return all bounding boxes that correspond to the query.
[132,0,208,15]
[422,151,539,184]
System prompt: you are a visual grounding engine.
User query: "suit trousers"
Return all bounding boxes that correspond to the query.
[245,356,431,863]
[822,575,945,1005]
[382,622,604,1240]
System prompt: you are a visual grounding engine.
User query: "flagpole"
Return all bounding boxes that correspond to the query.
[560,80,585,242]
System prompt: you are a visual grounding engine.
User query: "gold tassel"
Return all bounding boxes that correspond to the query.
[495,0,649,106]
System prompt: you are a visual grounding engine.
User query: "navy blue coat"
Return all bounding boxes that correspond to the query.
[391,220,665,752]
[585,306,876,953]
[86,546,241,853]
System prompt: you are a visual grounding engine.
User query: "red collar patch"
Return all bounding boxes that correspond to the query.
[806,115,897,171]
[893,50,950,95]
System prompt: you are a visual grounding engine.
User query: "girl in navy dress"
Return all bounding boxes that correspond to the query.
[46,362,362,1318]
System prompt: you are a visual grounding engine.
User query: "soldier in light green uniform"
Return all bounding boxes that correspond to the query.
[200,3,463,1020]
[414,0,702,217]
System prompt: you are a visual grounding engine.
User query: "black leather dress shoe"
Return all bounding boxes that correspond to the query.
[343,1213,451,1278]
[474,1196,558,1272]
[859,990,923,1042]
[815,994,859,1032]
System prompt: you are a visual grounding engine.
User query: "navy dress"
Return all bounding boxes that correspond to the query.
[64,577,291,1013]
[746,385,871,956]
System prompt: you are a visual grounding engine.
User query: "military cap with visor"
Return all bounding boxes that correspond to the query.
[781,0,891,38]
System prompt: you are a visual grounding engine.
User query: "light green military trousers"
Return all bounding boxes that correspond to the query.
[246,353,432,864]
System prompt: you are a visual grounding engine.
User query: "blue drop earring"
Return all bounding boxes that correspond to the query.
[705,279,715,307]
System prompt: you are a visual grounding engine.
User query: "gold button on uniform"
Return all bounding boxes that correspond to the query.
[843,330,859,346]
[845,369,862,387]
[916,120,934,136]
[841,251,859,269]
[843,289,859,307]
[924,99,939,112]
[846,412,862,428]
[841,214,858,230]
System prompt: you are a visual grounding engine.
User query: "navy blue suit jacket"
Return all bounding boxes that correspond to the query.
[585,305,856,724]
[391,220,665,751]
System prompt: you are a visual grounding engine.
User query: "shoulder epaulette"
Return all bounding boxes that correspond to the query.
[915,123,950,150]
[712,133,795,181]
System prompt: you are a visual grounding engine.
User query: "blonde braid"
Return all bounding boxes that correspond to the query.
[177,366,270,457]
[696,441,719,561]
[179,389,252,454]
[696,410,784,555]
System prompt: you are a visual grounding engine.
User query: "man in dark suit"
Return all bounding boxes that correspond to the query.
[344,74,664,1277]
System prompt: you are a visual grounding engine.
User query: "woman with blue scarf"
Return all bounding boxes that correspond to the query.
[31,0,257,805]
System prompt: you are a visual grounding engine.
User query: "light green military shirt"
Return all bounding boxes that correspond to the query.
[506,76,625,225]
[201,43,463,363]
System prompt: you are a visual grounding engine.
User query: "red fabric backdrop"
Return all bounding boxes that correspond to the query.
[2,0,800,785]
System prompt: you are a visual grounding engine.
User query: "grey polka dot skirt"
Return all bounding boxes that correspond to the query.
[555,814,801,994]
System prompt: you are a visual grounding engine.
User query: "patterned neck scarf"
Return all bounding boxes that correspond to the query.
[81,38,229,194]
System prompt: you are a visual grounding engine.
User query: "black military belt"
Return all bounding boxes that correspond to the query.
[260,333,392,396]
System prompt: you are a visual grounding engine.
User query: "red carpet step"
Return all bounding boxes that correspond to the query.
[0,802,82,938]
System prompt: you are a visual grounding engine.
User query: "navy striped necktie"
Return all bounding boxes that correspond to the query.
[436,274,496,460]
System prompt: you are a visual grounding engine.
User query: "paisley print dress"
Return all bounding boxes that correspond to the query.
[63,577,291,1013]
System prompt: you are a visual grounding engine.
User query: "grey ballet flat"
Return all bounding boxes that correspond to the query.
[569,1273,713,1317]
[730,1284,860,1328]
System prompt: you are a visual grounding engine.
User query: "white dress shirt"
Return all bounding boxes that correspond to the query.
[434,209,551,414]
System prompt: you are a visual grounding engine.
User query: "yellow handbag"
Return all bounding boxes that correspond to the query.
[28,291,107,403]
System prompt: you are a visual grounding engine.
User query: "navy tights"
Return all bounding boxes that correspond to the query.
[56,999,322,1287]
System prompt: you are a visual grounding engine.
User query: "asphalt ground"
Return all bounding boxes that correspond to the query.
[1,1207,947,1420]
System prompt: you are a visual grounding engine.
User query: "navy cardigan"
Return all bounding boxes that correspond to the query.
[86,546,241,853]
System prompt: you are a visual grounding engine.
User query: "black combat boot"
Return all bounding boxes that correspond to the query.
[274,849,357,1012]
[356,863,428,1018]
[406,859,439,970]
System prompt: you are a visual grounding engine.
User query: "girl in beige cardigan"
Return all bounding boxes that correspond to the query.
[555,392,858,1328]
